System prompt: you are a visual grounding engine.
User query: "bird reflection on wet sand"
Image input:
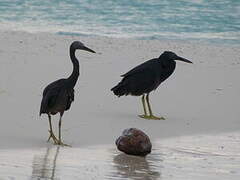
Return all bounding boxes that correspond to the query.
[112,153,161,180]
[31,146,60,179]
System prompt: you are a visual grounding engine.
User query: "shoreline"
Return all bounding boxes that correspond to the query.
[1,29,240,48]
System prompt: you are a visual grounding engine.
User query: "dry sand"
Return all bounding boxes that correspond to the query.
[0,30,239,179]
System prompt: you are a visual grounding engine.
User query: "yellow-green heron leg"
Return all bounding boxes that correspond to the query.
[47,114,59,144]
[56,112,71,147]
[138,94,149,118]
[58,113,62,144]
[144,93,165,120]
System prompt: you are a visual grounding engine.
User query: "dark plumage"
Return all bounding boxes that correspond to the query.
[111,51,192,120]
[40,41,95,145]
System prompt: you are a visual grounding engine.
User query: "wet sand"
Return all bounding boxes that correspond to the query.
[0,31,239,179]
[0,132,239,179]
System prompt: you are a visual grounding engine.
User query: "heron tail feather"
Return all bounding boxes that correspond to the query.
[111,82,128,97]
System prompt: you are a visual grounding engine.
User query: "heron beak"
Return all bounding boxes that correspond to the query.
[82,46,96,53]
[176,56,193,63]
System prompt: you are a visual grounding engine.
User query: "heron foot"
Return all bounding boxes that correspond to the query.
[56,140,71,147]
[138,114,165,120]
[47,130,59,144]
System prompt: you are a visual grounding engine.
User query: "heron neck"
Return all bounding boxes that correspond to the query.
[67,47,79,87]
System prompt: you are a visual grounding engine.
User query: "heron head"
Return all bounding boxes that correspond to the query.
[160,51,192,63]
[71,41,96,53]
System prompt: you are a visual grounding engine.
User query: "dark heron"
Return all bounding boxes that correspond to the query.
[40,41,95,146]
[111,51,192,120]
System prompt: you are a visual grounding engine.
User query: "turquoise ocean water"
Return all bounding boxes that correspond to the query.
[0,0,239,44]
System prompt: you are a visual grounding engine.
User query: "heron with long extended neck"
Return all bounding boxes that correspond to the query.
[40,41,95,146]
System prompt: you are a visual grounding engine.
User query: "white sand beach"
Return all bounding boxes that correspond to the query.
[0,31,239,179]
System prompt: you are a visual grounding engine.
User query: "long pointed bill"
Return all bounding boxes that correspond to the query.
[82,46,96,53]
[176,56,193,63]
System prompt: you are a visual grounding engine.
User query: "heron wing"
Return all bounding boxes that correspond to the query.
[40,86,62,114]
[65,89,74,110]
[43,79,66,97]
[121,58,158,78]
[40,79,66,115]
[122,67,158,95]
